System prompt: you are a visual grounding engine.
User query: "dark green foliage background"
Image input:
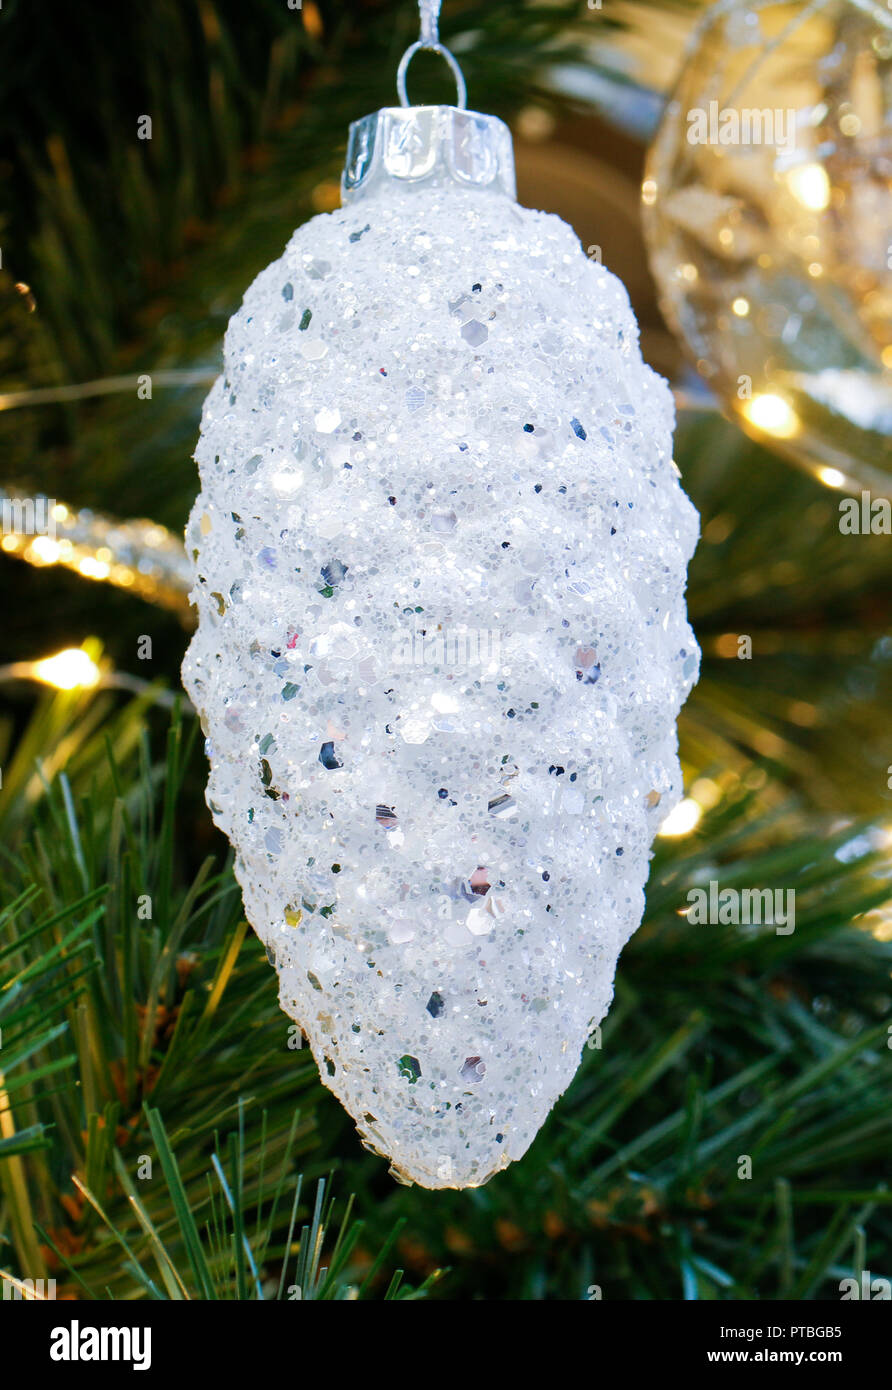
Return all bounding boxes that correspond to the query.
[0,0,890,1300]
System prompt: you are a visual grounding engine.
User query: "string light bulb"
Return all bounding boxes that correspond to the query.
[30,647,101,691]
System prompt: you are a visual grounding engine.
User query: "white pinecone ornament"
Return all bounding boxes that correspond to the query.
[183,83,699,1187]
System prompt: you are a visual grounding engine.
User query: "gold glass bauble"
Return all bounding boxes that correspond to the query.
[644,0,892,492]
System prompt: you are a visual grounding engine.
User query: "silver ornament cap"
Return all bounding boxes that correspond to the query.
[342,105,516,204]
[342,1,514,205]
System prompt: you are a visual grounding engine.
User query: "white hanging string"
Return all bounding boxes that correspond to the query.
[397,0,467,109]
[418,0,441,45]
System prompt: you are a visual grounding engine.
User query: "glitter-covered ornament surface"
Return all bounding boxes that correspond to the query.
[183,98,700,1188]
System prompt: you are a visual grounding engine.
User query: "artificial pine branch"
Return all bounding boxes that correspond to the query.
[0,688,889,1299]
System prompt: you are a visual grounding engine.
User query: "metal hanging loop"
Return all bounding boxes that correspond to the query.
[396,0,467,109]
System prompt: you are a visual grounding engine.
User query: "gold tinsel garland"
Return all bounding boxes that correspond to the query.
[0,485,193,617]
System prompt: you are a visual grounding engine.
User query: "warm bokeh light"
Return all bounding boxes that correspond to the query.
[786,162,831,212]
[31,648,101,691]
[742,393,798,439]
[688,777,722,811]
[28,536,61,565]
[78,557,112,580]
[658,796,703,838]
[0,490,191,613]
